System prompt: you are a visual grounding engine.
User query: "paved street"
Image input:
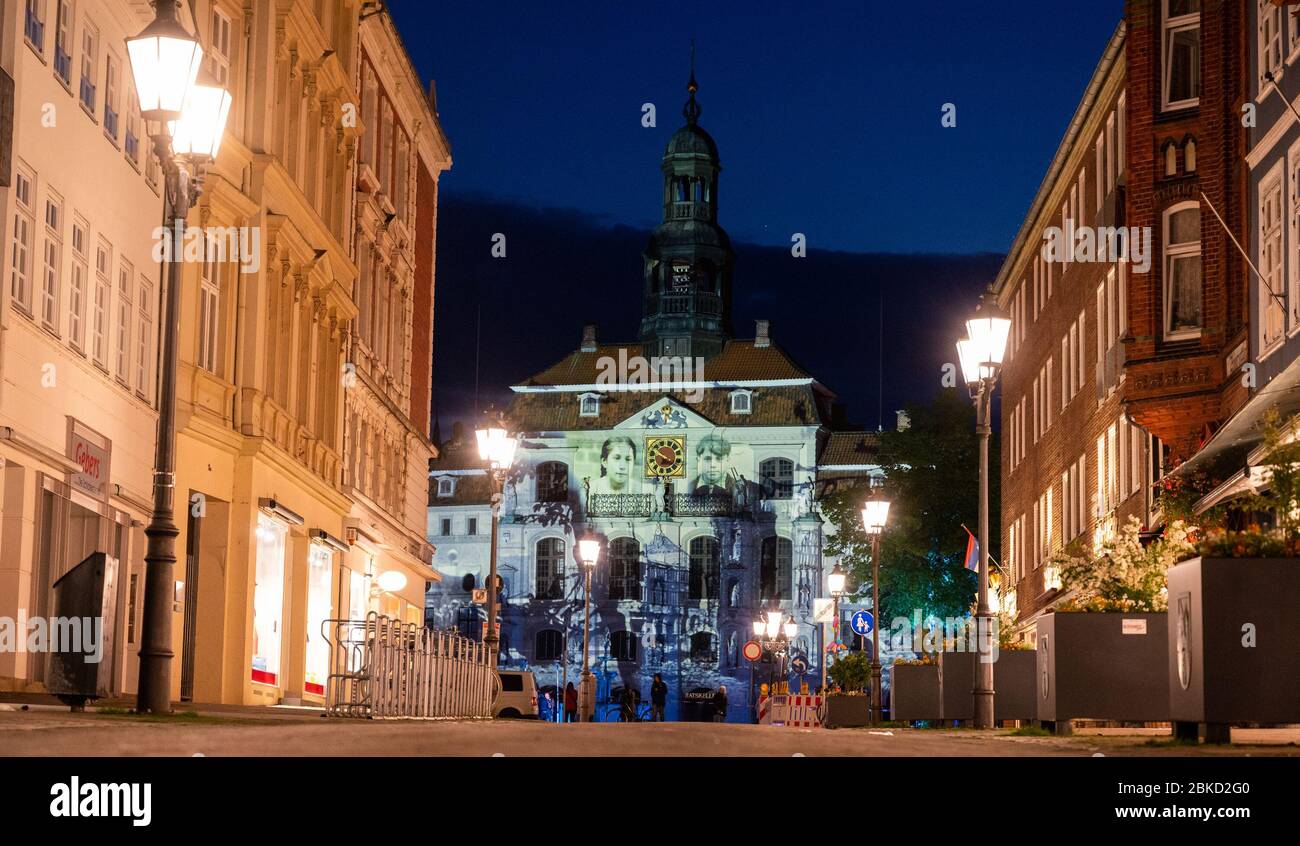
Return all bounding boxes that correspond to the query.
[2,706,1298,756]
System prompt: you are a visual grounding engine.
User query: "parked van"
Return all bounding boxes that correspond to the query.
[494,670,539,718]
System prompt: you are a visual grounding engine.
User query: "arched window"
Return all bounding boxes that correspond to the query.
[760,457,794,500]
[535,537,565,599]
[689,631,717,664]
[760,536,792,601]
[610,631,637,663]
[535,629,563,662]
[536,461,569,503]
[688,536,720,600]
[608,537,641,601]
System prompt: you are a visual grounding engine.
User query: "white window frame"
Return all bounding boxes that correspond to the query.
[198,247,221,373]
[729,389,752,414]
[208,6,232,87]
[79,20,98,116]
[1161,0,1201,112]
[1289,138,1300,330]
[40,192,63,332]
[10,166,36,316]
[436,477,455,498]
[68,216,87,352]
[1163,201,1203,340]
[1259,0,1284,97]
[115,259,132,384]
[578,392,600,417]
[1260,160,1286,356]
[136,275,152,398]
[53,0,73,84]
[103,49,120,143]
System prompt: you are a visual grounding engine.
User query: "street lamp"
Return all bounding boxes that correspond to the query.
[955,294,1011,730]
[476,419,517,670]
[860,492,890,724]
[128,0,231,716]
[822,562,847,692]
[577,536,602,722]
[754,604,794,694]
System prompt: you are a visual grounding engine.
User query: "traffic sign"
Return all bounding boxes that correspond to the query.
[471,588,487,604]
[851,610,874,636]
[791,656,808,674]
[742,640,763,662]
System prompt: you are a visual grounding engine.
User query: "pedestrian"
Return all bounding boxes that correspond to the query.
[650,673,668,722]
[712,684,728,723]
[619,685,638,722]
[563,681,578,723]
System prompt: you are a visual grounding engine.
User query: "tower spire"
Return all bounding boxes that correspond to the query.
[684,40,700,125]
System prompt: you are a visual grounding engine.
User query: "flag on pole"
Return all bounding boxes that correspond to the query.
[962,525,979,572]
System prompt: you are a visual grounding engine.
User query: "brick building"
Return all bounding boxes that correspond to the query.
[994,22,1160,635]
[1122,0,1250,463]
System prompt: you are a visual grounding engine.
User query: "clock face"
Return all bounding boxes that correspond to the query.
[645,436,686,478]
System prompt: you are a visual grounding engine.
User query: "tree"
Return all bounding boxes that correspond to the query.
[822,388,994,624]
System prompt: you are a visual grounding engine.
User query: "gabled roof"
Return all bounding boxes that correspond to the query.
[819,431,881,467]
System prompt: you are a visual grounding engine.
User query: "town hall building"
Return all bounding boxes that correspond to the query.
[427,72,879,721]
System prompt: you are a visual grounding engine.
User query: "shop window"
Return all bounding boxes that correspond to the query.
[252,514,287,686]
[305,544,332,696]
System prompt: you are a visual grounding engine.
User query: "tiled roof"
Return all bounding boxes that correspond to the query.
[507,385,827,433]
[516,339,815,387]
[818,431,881,467]
[428,471,493,507]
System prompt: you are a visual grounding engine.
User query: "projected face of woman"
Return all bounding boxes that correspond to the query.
[603,442,635,491]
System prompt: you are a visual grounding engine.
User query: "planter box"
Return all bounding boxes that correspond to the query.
[1167,557,1300,728]
[939,649,1037,722]
[1035,612,1168,723]
[890,664,940,721]
[823,694,870,728]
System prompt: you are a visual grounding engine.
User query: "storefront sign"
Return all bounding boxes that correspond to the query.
[68,427,110,501]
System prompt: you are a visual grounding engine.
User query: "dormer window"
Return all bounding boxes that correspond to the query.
[729,390,752,415]
[579,393,600,417]
[436,477,455,498]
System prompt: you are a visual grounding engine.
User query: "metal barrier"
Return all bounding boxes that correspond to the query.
[323,613,501,719]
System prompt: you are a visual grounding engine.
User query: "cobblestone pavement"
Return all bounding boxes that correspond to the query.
[2,706,1298,756]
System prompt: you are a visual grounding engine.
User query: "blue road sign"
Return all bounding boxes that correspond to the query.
[791,656,808,674]
[851,610,874,636]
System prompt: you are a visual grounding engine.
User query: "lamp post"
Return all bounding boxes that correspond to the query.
[956,296,1011,730]
[476,422,517,669]
[822,562,846,692]
[754,604,793,694]
[128,1,230,715]
[860,494,890,723]
[577,537,602,721]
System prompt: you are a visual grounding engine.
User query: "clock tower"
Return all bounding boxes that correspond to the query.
[640,60,734,360]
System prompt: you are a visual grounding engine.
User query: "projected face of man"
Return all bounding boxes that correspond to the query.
[697,448,725,487]
[603,441,635,491]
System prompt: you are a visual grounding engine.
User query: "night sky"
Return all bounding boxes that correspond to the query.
[388,1,1125,435]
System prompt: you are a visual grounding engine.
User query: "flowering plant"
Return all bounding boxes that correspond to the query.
[1052,517,1195,612]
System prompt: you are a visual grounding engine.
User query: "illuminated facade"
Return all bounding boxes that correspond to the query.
[428,75,879,721]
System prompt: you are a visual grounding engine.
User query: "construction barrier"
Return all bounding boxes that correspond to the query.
[757,694,823,728]
[323,613,500,719]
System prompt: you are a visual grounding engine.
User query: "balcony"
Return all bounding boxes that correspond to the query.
[587,493,654,518]
[668,492,734,518]
[671,200,712,221]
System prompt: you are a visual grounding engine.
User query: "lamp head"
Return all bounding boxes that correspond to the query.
[860,495,890,535]
[127,1,204,124]
[827,562,846,597]
[577,538,602,568]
